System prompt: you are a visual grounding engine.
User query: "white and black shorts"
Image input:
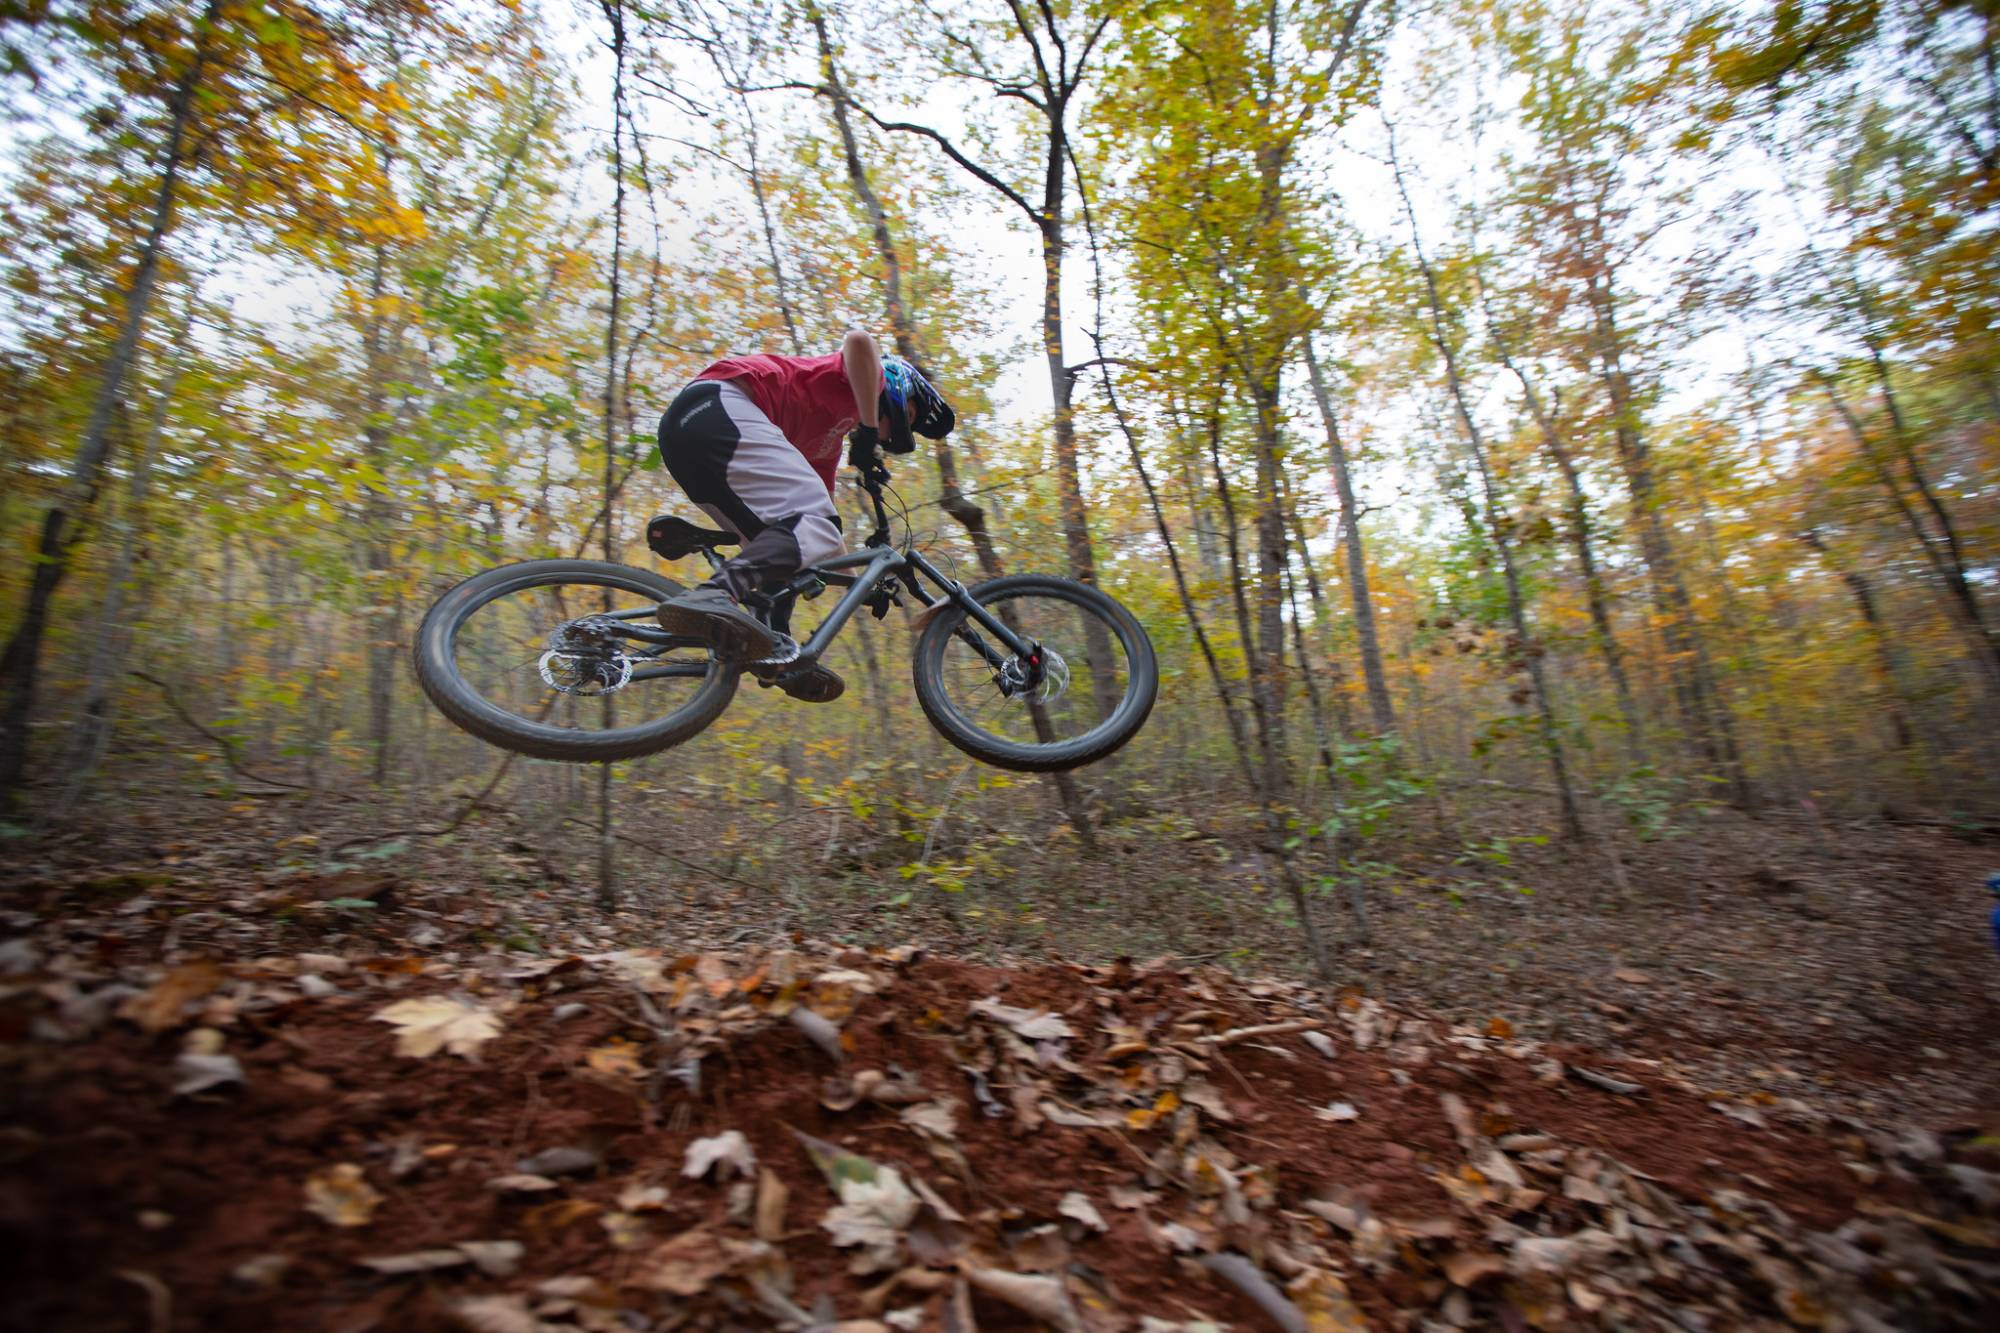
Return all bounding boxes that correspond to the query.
[656,379,845,600]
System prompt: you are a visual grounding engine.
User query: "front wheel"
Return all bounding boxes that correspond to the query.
[912,575,1157,772]
[415,559,738,763]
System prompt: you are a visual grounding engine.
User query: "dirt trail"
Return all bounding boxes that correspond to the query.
[4,928,1996,1331]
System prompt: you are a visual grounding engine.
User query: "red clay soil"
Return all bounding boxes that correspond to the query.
[3,950,1995,1331]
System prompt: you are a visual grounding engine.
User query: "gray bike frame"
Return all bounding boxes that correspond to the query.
[613,535,1034,684]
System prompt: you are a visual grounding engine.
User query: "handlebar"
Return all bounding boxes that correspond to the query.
[851,457,895,546]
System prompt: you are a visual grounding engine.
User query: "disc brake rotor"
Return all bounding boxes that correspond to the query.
[1001,647,1069,704]
[538,616,635,696]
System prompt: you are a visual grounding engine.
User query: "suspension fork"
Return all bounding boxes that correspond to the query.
[902,550,1044,688]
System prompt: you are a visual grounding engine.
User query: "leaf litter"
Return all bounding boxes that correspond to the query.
[4,932,1996,1330]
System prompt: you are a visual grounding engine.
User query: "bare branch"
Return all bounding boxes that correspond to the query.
[851,105,1040,220]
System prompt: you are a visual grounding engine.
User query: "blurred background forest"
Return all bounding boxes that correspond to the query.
[1,0,1996,982]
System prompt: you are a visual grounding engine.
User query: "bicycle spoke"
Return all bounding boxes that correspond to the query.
[448,578,719,736]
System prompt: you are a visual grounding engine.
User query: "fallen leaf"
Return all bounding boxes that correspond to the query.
[617,1183,670,1212]
[522,1197,600,1235]
[457,1240,524,1277]
[1301,1030,1338,1060]
[173,1051,244,1097]
[629,1226,730,1295]
[1612,969,1652,985]
[823,1168,921,1268]
[448,1294,547,1333]
[1181,1080,1233,1122]
[1441,1248,1504,1287]
[1315,1101,1359,1122]
[900,1101,957,1139]
[793,1128,890,1194]
[359,1249,468,1275]
[373,996,502,1060]
[304,1163,383,1228]
[965,1266,1082,1332]
[517,1145,600,1177]
[790,1004,847,1063]
[601,1211,648,1250]
[969,996,1073,1040]
[1197,1253,1304,1332]
[123,961,226,1034]
[585,1039,644,1077]
[1058,1192,1108,1232]
[689,953,732,999]
[1041,1101,1115,1129]
[229,1254,291,1289]
[683,1130,757,1181]
[755,1168,789,1242]
[1510,1229,1619,1275]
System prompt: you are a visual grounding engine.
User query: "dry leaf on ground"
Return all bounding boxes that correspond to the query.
[372,996,502,1060]
[304,1163,383,1227]
[172,1051,243,1097]
[448,1294,548,1333]
[1059,1192,1108,1232]
[755,1169,789,1242]
[628,1226,731,1295]
[969,996,1073,1040]
[683,1130,756,1181]
[122,961,226,1034]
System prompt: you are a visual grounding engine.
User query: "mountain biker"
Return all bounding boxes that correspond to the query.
[653,330,955,702]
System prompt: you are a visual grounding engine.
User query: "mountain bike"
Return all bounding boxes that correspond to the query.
[414,462,1157,772]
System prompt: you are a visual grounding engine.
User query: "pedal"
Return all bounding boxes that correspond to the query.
[747,634,802,671]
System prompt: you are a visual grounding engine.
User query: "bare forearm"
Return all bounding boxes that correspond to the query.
[842,330,883,428]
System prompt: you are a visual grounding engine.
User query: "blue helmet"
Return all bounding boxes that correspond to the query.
[880,356,955,453]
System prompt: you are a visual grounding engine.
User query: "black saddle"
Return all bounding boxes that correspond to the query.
[646,515,739,560]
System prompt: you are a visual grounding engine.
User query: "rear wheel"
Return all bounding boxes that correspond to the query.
[911,574,1156,772]
[415,559,737,762]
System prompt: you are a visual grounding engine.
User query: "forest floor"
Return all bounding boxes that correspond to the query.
[2,789,1998,1330]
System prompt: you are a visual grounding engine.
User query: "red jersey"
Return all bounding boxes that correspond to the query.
[696,352,860,491]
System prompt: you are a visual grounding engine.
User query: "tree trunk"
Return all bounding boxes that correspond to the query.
[0,0,219,811]
[813,15,1095,848]
[1490,351,1645,767]
[361,243,399,786]
[1038,206,1121,733]
[811,12,1004,581]
[1816,374,2000,699]
[1798,528,1918,753]
[1303,340,1395,737]
[54,321,190,816]
[1585,270,1752,808]
[595,0,628,911]
[1248,390,1291,798]
[1394,143,1583,840]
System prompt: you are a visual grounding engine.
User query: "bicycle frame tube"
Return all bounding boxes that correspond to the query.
[902,548,1039,657]
[791,545,1039,667]
[793,545,904,663]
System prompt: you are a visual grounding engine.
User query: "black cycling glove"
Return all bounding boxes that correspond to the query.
[847,425,892,483]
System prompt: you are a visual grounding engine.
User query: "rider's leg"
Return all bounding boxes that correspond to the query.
[655,381,845,662]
